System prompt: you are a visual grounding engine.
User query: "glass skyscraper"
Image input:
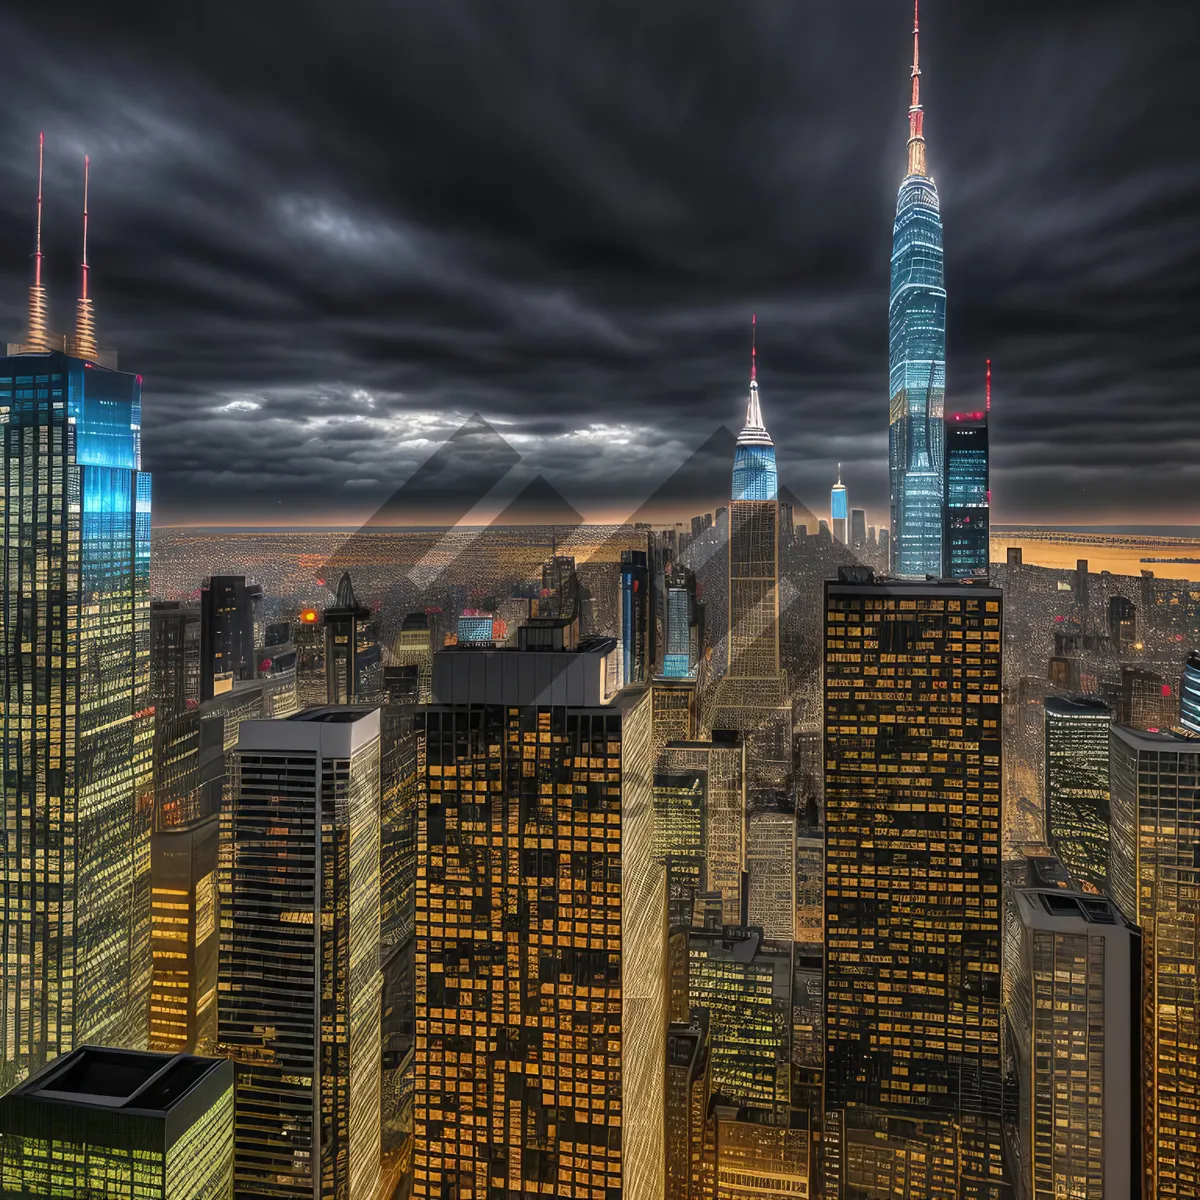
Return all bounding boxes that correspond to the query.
[620,548,650,686]
[0,349,153,1092]
[889,3,947,578]
[1180,650,1200,734]
[944,410,990,578]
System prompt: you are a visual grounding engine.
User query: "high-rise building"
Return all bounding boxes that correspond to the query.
[1004,887,1140,1200]
[0,1045,234,1197]
[150,599,201,716]
[943,365,990,578]
[660,734,746,927]
[1043,696,1113,893]
[746,799,795,943]
[850,507,867,549]
[688,926,791,1113]
[651,677,699,761]
[392,612,434,704]
[219,707,383,1199]
[831,464,848,545]
[149,815,219,1055]
[794,836,823,949]
[665,1014,710,1200]
[715,1116,810,1199]
[199,574,261,700]
[415,628,666,1200]
[621,547,651,685]
[710,320,791,789]
[1109,725,1200,1195]
[294,603,327,705]
[664,564,701,678]
[1108,595,1138,653]
[1181,650,1200,734]
[1,319,153,1087]
[1121,664,1176,732]
[824,570,1006,1196]
[323,570,381,704]
[889,2,947,578]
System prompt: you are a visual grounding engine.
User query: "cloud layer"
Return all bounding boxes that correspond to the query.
[0,0,1196,525]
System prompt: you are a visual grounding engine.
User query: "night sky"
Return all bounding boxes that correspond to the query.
[0,0,1196,528]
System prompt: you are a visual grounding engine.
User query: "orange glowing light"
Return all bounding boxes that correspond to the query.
[300,609,318,623]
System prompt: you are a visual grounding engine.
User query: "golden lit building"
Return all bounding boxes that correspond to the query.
[746,800,795,943]
[219,707,382,1199]
[666,1015,710,1200]
[1005,887,1139,1199]
[823,571,1007,1198]
[392,612,434,704]
[1109,725,1200,1198]
[716,1116,810,1198]
[652,676,698,759]
[415,626,666,1199]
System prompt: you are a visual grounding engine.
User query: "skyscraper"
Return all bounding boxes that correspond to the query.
[0,154,153,1089]
[392,611,433,704]
[850,508,867,550]
[1109,725,1200,1196]
[219,708,383,1199]
[746,798,795,943]
[663,564,700,678]
[889,1,947,578]
[1004,887,1140,1200]
[621,547,651,685]
[415,627,666,1199]
[824,570,1006,1196]
[1043,696,1113,893]
[944,362,990,578]
[324,570,381,703]
[1182,650,1200,733]
[199,574,261,700]
[710,319,790,790]
[831,464,848,545]
[0,1045,234,1198]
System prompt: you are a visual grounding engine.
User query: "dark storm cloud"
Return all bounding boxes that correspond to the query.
[0,0,1195,524]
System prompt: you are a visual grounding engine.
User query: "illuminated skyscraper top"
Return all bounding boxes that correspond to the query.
[889,0,947,578]
[733,315,778,503]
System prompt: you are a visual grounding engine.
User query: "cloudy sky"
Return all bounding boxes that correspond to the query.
[0,0,1196,527]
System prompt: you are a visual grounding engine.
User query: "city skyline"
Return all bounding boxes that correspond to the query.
[0,0,1195,526]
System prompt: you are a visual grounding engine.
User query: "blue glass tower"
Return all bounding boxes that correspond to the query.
[889,1,946,578]
[0,350,153,1089]
[943,363,990,579]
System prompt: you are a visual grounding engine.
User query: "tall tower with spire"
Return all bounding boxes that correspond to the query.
[830,464,848,545]
[25,133,49,353]
[888,0,947,578]
[73,155,99,362]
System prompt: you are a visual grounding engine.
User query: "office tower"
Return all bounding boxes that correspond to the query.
[621,547,651,685]
[794,836,823,948]
[1121,664,1176,732]
[651,677,699,760]
[380,940,416,1197]
[715,1117,810,1199]
[688,926,791,1112]
[415,627,666,1200]
[0,1046,234,1197]
[944,365,990,578]
[381,694,419,950]
[149,815,219,1055]
[850,508,867,549]
[199,574,261,700]
[660,734,746,926]
[1108,595,1137,653]
[831,464,848,545]
[1043,696,1113,893]
[293,603,327,704]
[889,2,947,578]
[1181,650,1200,734]
[1109,726,1200,1195]
[219,708,383,1199]
[150,599,201,716]
[710,320,791,790]
[665,1014,710,1200]
[746,798,795,942]
[393,612,434,704]
[664,564,701,678]
[323,571,381,704]
[824,570,1006,1196]
[455,609,497,645]
[1005,888,1140,1199]
[654,761,707,902]
[1,277,153,1088]
[878,527,891,564]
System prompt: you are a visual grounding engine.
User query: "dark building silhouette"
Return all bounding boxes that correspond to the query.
[323,571,381,703]
[943,407,990,579]
[199,575,261,701]
[150,600,201,717]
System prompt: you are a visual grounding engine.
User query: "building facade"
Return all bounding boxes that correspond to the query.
[943,407,989,579]
[1109,725,1200,1198]
[323,571,381,704]
[621,548,651,686]
[219,708,382,1200]
[414,633,666,1200]
[824,572,1006,1197]
[889,5,947,578]
[1043,696,1113,893]
[0,1045,233,1199]
[199,575,260,701]
[0,349,153,1090]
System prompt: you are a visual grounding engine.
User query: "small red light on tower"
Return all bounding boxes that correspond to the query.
[300,608,318,623]
[1162,684,1173,698]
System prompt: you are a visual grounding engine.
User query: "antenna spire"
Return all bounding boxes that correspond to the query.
[751,312,757,384]
[907,0,927,177]
[74,154,98,362]
[986,358,992,413]
[26,133,49,351]
[837,462,843,486]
